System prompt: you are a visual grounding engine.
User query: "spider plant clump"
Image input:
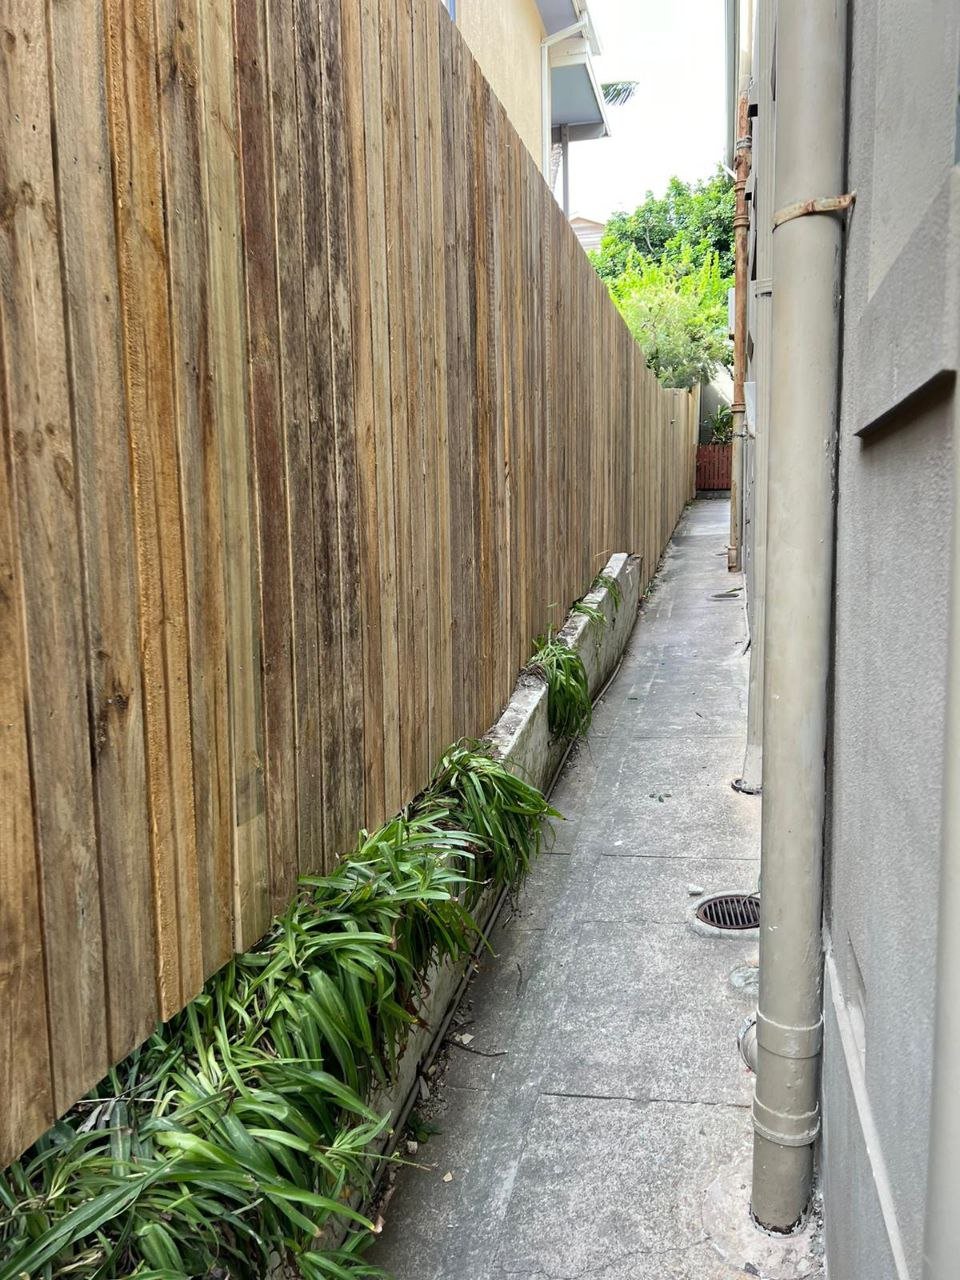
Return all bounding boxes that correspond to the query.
[0,745,554,1280]
[571,598,606,631]
[529,634,593,741]
[419,742,558,900]
[592,570,622,610]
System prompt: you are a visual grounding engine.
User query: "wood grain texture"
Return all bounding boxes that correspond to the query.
[266,0,325,876]
[235,0,298,909]
[395,0,430,794]
[197,0,268,950]
[1,0,108,1112]
[320,0,366,862]
[0,266,55,1168]
[363,0,402,820]
[46,0,157,1060]
[294,0,345,870]
[0,0,698,1160]
[340,0,384,830]
[104,0,202,1016]
[155,0,234,979]
[421,0,453,754]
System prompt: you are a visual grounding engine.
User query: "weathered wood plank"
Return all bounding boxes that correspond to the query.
[235,0,298,909]
[471,64,492,729]
[294,0,347,871]
[104,0,202,1016]
[396,0,431,789]
[378,0,417,802]
[46,0,157,1058]
[410,0,440,767]
[320,0,366,858]
[265,0,324,876]
[0,280,55,1167]
[1,0,108,1110]
[450,27,475,735]
[196,0,268,949]
[155,0,233,981]
[423,0,454,753]
[340,0,384,830]
[360,0,402,820]
[439,8,464,744]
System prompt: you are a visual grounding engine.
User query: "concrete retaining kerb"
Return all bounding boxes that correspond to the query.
[317,552,642,1251]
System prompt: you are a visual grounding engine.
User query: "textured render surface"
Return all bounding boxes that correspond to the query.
[370,501,820,1279]
[820,963,908,1280]
[820,1,960,1276]
[454,0,545,167]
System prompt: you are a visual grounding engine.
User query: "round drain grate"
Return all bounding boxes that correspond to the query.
[695,893,760,931]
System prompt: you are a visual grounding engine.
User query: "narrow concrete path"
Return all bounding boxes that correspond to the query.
[371,499,768,1279]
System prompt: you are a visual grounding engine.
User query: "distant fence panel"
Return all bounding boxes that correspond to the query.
[0,0,697,1163]
[696,442,733,490]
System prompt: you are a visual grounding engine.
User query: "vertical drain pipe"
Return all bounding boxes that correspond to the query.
[922,407,960,1274]
[733,0,774,798]
[751,0,850,1232]
[728,90,751,573]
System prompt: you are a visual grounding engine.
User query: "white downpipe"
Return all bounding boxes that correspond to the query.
[751,0,849,1232]
[734,0,774,798]
[540,17,588,178]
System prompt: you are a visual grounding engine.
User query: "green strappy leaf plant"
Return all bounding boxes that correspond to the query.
[528,635,592,741]
[0,745,556,1280]
[592,571,622,610]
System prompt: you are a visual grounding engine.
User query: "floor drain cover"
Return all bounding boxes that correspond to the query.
[696,893,760,931]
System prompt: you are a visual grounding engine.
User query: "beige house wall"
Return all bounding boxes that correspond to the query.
[455,0,546,169]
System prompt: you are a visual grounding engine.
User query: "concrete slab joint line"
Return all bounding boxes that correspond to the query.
[371,500,821,1280]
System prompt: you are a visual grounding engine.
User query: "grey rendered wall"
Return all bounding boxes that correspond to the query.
[821,1,960,1277]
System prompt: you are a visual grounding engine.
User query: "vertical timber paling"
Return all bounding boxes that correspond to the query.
[0,0,698,1164]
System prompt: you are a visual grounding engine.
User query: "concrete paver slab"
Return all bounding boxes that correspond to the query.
[539,920,756,1105]
[494,1094,748,1278]
[584,854,759,924]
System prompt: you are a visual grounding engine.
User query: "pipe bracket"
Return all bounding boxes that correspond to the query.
[756,1010,823,1060]
[772,192,856,230]
[753,1094,821,1148]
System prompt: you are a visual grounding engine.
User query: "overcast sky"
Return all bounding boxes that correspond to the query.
[568,0,727,223]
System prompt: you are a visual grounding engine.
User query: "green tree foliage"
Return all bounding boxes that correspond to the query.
[589,168,735,388]
[591,168,735,282]
[608,251,731,389]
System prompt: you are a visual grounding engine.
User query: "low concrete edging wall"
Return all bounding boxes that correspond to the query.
[358,552,643,1198]
[309,553,644,1257]
[487,551,641,793]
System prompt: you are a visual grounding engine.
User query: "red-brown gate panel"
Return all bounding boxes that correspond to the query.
[696,443,732,491]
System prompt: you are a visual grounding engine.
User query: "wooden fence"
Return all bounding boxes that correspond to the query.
[0,0,697,1164]
[696,442,733,490]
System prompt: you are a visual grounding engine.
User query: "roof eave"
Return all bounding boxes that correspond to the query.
[549,39,611,140]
